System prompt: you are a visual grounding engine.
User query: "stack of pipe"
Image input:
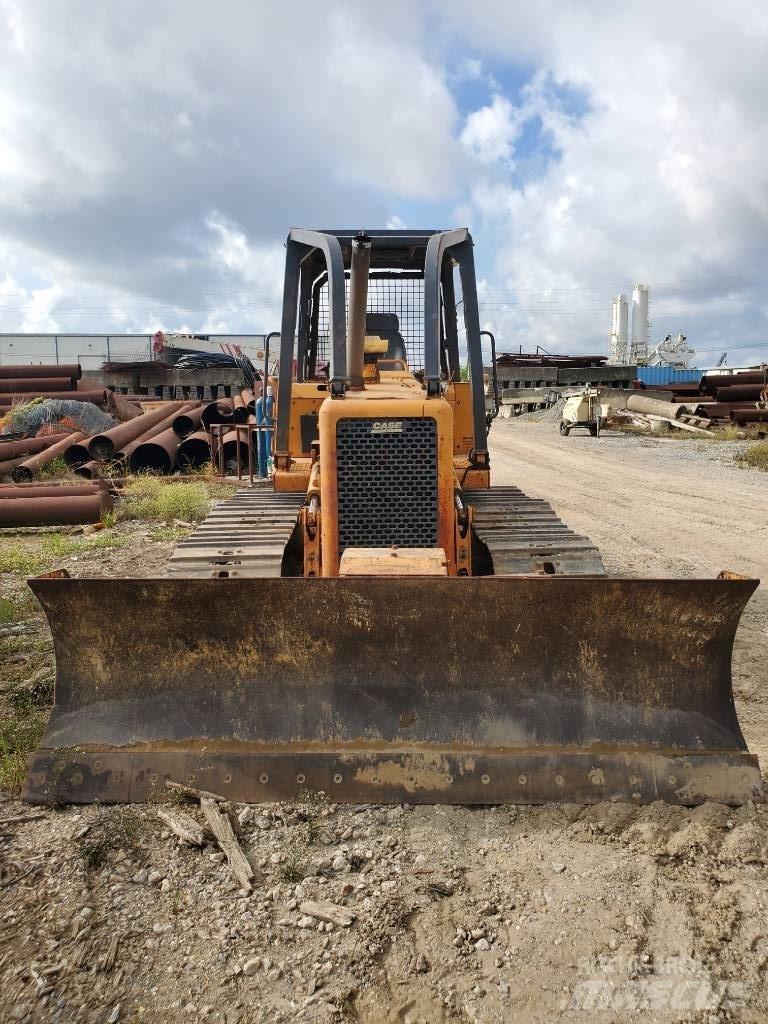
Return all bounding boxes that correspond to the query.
[0,480,112,527]
[0,363,108,415]
[0,432,71,479]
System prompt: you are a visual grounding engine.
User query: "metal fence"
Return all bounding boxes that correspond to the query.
[0,334,269,370]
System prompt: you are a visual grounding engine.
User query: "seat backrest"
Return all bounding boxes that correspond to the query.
[365,313,407,362]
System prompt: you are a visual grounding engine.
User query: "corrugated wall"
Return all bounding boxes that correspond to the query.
[636,366,701,386]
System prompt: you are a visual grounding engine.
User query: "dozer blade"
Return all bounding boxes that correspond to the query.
[23,576,761,806]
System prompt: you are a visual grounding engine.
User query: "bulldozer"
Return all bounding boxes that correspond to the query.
[24,229,761,806]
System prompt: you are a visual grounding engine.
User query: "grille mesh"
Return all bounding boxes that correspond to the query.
[336,417,438,551]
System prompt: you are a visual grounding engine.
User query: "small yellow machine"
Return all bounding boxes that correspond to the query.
[24,230,760,807]
[560,386,602,436]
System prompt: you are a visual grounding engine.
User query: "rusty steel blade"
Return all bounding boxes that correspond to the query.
[23,576,761,806]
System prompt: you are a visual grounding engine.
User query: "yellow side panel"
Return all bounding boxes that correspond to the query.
[287,383,331,457]
[446,382,475,455]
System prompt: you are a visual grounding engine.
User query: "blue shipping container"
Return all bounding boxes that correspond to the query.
[636,366,701,386]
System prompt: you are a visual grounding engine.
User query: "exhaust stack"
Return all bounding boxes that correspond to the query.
[347,234,372,390]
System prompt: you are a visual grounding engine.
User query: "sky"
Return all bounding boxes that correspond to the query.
[0,1,767,367]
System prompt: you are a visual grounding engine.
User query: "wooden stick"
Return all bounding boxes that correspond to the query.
[0,814,45,825]
[164,780,227,802]
[299,900,355,928]
[157,807,207,846]
[200,798,254,892]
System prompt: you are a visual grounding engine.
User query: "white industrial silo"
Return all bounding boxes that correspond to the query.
[629,285,650,364]
[608,294,629,364]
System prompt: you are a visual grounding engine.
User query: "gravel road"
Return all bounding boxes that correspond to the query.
[491,419,768,765]
[1,428,767,1024]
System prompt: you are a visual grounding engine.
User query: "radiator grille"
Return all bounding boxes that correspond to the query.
[336,417,438,551]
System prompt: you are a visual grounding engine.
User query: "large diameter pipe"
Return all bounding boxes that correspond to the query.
[106,391,142,421]
[347,234,372,391]
[128,426,182,474]
[716,385,765,403]
[0,482,101,499]
[11,431,87,482]
[0,492,111,527]
[63,440,93,468]
[73,460,103,480]
[0,433,69,462]
[201,400,234,429]
[732,409,768,424]
[233,393,249,423]
[88,401,192,460]
[116,403,196,467]
[177,430,211,469]
[626,395,683,419]
[221,428,251,472]
[172,405,207,438]
[0,389,108,406]
[0,363,81,380]
[0,377,76,394]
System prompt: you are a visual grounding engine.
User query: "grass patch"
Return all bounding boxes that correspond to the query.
[739,441,768,471]
[0,591,37,624]
[0,531,127,575]
[0,687,51,796]
[150,524,193,542]
[706,425,742,441]
[0,548,46,575]
[118,478,210,523]
[36,456,71,479]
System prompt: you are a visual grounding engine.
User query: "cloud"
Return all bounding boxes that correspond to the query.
[461,95,520,164]
[0,1,461,333]
[442,2,768,361]
[0,1,766,368]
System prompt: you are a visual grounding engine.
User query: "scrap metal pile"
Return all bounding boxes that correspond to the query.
[0,362,274,528]
[636,366,768,430]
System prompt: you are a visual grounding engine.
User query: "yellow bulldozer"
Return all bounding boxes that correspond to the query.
[24,229,760,806]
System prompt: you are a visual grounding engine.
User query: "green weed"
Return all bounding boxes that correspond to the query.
[119,479,210,523]
[36,456,71,479]
[0,549,45,575]
[75,807,144,871]
[0,591,37,624]
[739,441,768,471]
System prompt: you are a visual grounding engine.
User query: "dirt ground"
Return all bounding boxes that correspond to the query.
[1,423,767,1024]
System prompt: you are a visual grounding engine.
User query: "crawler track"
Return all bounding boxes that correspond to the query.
[464,486,605,575]
[167,488,303,578]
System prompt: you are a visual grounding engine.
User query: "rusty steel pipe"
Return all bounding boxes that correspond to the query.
[715,385,764,403]
[0,377,76,394]
[63,440,93,469]
[0,363,81,380]
[221,427,251,472]
[233,393,249,423]
[0,389,108,407]
[0,482,102,499]
[732,409,768,425]
[73,461,103,480]
[0,433,69,462]
[241,388,256,414]
[105,391,142,421]
[0,492,111,527]
[128,426,182,474]
[201,400,235,429]
[88,401,192,460]
[0,455,34,478]
[116,403,196,466]
[177,430,211,469]
[172,405,207,438]
[11,431,88,483]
